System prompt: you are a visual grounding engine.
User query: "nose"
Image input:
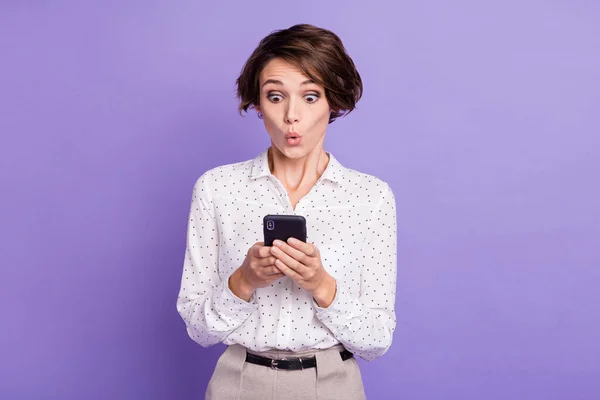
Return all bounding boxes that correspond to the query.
[284,101,299,124]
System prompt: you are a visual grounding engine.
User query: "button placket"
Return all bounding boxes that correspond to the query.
[267,178,293,347]
[268,176,293,213]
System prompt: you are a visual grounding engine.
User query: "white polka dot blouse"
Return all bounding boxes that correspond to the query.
[176,150,397,361]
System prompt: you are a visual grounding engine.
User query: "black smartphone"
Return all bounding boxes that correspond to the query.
[263,214,307,247]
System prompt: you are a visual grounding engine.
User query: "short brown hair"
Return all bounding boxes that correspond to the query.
[236,24,363,124]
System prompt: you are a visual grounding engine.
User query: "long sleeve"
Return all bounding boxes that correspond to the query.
[313,183,397,361]
[176,174,258,347]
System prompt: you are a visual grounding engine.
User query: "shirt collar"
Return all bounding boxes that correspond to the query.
[250,149,344,186]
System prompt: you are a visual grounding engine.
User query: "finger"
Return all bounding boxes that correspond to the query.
[272,240,309,264]
[253,244,272,258]
[259,266,282,279]
[256,256,277,268]
[287,237,318,257]
[264,266,285,279]
[258,245,273,258]
[270,245,307,274]
[264,265,282,276]
[252,242,264,250]
[274,259,302,281]
[267,273,285,282]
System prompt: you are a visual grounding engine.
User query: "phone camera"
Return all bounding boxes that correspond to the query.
[266,220,275,231]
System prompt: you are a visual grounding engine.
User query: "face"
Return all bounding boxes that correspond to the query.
[255,58,332,159]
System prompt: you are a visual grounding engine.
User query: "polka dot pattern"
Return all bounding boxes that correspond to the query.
[176,150,397,361]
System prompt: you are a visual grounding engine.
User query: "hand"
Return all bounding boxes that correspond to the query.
[270,238,336,307]
[229,242,284,301]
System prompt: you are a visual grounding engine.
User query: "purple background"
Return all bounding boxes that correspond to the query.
[1,1,599,399]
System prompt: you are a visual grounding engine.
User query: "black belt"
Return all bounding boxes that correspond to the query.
[245,349,354,370]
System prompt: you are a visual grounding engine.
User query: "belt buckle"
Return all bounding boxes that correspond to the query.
[270,359,280,370]
[270,357,303,370]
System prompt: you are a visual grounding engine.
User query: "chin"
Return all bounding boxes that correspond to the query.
[273,143,308,159]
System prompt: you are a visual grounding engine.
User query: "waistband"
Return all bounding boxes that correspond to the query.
[245,343,346,359]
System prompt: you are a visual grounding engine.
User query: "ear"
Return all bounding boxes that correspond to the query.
[254,104,262,113]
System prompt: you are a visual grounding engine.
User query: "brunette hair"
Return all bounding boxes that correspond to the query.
[236,24,363,124]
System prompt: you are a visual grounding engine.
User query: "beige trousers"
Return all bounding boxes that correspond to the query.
[205,343,366,400]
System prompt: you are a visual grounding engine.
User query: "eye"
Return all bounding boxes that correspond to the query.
[267,94,283,103]
[305,94,320,103]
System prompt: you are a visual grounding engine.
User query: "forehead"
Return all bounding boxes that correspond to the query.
[259,58,316,85]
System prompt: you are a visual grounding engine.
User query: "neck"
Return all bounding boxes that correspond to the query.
[268,144,329,191]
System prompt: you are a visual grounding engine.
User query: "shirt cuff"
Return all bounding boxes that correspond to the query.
[312,279,365,331]
[213,271,258,323]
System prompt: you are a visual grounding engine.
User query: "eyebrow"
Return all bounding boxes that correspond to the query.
[262,79,315,88]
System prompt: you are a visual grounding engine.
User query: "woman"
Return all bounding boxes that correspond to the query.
[177,24,397,400]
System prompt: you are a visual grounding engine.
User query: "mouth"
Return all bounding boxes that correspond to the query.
[285,132,301,139]
[285,132,302,146]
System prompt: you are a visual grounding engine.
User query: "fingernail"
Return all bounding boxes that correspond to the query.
[288,237,298,245]
[273,240,282,247]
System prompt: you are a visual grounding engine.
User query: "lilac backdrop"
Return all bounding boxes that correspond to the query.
[1,1,599,399]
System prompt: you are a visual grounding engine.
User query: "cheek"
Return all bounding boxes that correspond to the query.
[310,105,331,126]
[261,111,283,140]
[316,100,332,119]
[263,113,281,133]
[261,104,283,122]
